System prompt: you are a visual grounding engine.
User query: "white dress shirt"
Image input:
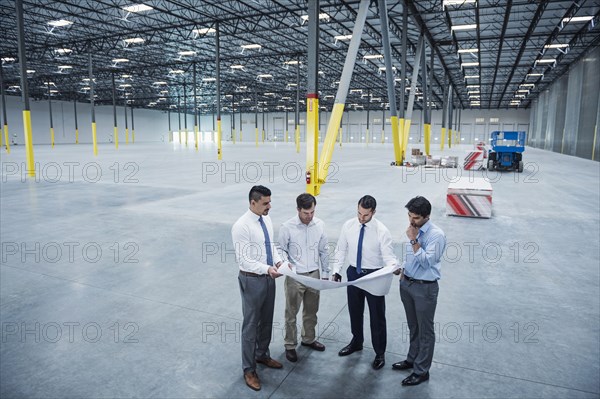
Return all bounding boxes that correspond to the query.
[231,209,282,275]
[331,216,398,275]
[278,215,330,278]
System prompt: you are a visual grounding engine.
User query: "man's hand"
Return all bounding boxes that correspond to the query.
[406,225,419,240]
[331,273,342,282]
[393,268,404,278]
[268,266,283,278]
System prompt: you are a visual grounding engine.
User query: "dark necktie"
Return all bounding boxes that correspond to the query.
[259,216,273,266]
[356,224,366,273]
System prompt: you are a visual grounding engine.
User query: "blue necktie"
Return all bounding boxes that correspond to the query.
[259,216,273,266]
[356,224,366,273]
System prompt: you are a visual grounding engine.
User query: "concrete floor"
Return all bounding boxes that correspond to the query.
[1,139,599,398]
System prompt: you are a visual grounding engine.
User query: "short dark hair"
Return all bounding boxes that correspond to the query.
[405,196,431,217]
[296,193,316,209]
[249,185,271,203]
[358,195,377,211]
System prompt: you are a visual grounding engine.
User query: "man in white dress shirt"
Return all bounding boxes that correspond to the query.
[331,195,398,370]
[231,185,284,392]
[278,193,330,362]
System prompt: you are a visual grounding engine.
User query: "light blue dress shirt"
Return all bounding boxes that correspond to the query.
[402,220,446,281]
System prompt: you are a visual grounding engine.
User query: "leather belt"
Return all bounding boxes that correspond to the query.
[403,275,437,284]
[349,265,379,275]
[239,270,268,277]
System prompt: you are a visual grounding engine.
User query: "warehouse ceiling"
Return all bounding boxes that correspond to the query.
[0,0,599,114]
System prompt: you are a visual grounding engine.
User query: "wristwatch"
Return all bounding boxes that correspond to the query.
[410,239,418,245]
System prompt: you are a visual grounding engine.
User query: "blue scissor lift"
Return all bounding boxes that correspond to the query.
[487,131,526,173]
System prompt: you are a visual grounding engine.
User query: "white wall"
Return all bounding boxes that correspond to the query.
[3,93,529,147]
[3,95,169,145]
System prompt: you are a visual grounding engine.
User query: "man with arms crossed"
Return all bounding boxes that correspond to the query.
[231,185,284,391]
[393,196,446,386]
[278,193,330,362]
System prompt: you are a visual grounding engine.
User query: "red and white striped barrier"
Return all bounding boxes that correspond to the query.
[446,177,493,218]
[463,150,484,170]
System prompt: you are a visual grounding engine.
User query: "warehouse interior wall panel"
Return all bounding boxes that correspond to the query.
[529,45,600,161]
[575,47,600,160]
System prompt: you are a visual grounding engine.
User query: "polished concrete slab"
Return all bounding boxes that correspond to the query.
[1,140,599,398]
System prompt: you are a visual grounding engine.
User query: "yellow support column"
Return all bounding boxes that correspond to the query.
[255,127,259,147]
[92,123,98,156]
[217,119,222,160]
[3,124,10,153]
[392,116,401,164]
[306,95,319,195]
[132,129,135,143]
[114,127,119,149]
[403,118,411,159]
[125,128,129,144]
[366,127,369,146]
[23,110,35,177]
[232,128,236,144]
[317,102,344,182]
[295,125,300,153]
[239,129,242,142]
[440,127,446,150]
[424,123,431,156]
[338,126,342,147]
[195,125,199,150]
[50,127,55,148]
[185,128,188,147]
[75,128,79,144]
[285,128,288,143]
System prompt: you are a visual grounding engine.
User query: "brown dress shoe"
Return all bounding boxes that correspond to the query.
[301,340,326,351]
[244,371,261,391]
[256,357,283,369]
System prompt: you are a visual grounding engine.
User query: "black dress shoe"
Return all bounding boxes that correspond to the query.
[402,372,429,386]
[392,360,413,370]
[372,355,385,370]
[285,349,298,362]
[338,343,363,356]
[301,340,326,351]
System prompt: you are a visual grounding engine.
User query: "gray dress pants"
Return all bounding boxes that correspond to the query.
[239,272,276,372]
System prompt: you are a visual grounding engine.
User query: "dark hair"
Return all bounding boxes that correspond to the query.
[405,196,431,217]
[296,193,316,209]
[358,195,377,211]
[249,185,271,203]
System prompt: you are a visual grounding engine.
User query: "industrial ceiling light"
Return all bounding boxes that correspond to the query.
[192,27,216,36]
[334,34,352,40]
[48,19,73,27]
[300,13,330,25]
[466,84,480,88]
[458,48,479,53]
[153,81,168,85]
[58,65,73,72]
[464,74,480,79]
[443,0,477,7]
[112,58,129,63]
[451,24,477,31]
[202,77,216,82]
[54,48,73,55]
[562,16,594,23]
[122,4,153,13]
[178,50,197,56]
[461,62,479,68]
[520,83,535,88]
[240,44,262,53]
[363,54,384,60]
[1,57,16,63]
[544,43,569,49]
[169,69,185,74]
[123,37,145,45]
